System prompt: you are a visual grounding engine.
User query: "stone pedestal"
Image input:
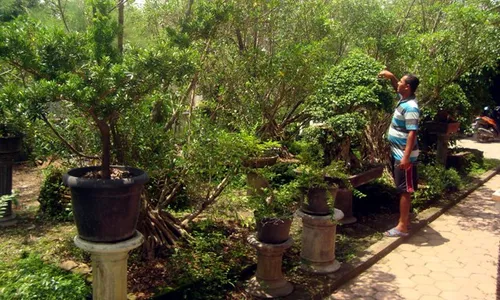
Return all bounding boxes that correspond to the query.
[436,134,450,166]
[74,231,144,300]
[335,189,357,224]
[0,212,16,227]
[245,235,293,298]
[297,209,344,274]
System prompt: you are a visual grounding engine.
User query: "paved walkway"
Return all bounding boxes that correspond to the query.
[329,174,500,300]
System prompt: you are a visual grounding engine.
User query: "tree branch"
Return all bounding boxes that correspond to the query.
[40,114,100,160]
[180,174,232,227]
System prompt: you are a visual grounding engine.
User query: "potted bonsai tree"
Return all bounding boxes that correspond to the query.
[296,161,350,216]
[423,84,470,135]
[248,163,301,244]
[0,3,192,242]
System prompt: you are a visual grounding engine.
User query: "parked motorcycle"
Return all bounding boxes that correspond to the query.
[474,106,500,142]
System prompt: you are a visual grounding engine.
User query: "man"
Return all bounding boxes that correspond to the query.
[378,70,420,237]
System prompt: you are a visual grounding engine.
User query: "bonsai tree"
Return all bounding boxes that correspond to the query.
[0,1,194,179]
[307,51,394,169]
[248,162,301,219]
[247,162,301,244]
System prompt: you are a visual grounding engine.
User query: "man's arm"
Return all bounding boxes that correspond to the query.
[378,70,398,92]
[399,130,417,169]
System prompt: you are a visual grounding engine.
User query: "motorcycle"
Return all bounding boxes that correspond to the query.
[473,106,500,143]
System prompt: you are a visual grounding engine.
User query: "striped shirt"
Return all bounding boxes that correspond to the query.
[388,94,419,162]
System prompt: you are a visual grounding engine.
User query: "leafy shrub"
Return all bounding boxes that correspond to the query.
[0,191,18,218]
[414,164,462,209]
[0,253,90,300]
[37,166,72,221]
[158,220,252,299]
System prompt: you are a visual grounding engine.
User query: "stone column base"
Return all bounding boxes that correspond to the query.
[338,216,357,225]
[245,235,293,298]
[300,258,341,274]
[74,231,144,300]
[297,209,344,274]
[245,276,293,298]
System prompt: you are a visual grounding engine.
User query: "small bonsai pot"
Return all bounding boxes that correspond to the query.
[243,155,279,169]
[255,217,293,244]
[63,166,149,243]
[301,187,338,216]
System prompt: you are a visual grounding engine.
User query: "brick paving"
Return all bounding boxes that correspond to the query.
[329,174,500,300]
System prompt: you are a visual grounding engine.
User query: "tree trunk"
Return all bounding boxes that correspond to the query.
[118,0,124,54]
[96,120,111,179]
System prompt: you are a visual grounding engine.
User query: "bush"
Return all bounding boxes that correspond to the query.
[0,253,90,300]
[158,220,252,299]
[413,165,462,209]
[37,166,72,221]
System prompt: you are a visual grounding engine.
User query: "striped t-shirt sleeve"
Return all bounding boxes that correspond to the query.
[403,103,419,131]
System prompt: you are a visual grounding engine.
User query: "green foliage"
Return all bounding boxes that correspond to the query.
[248,163,301,220]
[414,164,462,209]
[295,161,350,190]
[159,220,252,299]
[421,83,471,124]
[311,51,394,120]
[0,191,18,218]
[37,166,72,221]
[0,253,90,300]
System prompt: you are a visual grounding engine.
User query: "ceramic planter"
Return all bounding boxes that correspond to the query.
[301,187,338,216]
[255,217,293,244]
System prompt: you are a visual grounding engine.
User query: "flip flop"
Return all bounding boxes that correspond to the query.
[384,227,409,237]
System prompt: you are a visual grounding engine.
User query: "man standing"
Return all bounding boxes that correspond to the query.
[379,70,420,237]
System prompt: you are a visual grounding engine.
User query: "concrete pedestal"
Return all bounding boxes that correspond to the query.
[297,209,344,274]
[74,231,144,300]
[245,235,293,298]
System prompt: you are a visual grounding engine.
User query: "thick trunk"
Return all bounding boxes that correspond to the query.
[96,120,111,179]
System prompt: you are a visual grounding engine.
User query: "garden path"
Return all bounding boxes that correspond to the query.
[328,174,500,299]
[328,139,500,300]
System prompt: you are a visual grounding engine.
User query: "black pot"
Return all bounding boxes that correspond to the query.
[256,217,292,244]
[0,136,22,155]
[63,166,149,243]
[301,187,338,216]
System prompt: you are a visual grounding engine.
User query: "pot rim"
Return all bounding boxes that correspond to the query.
[63,165,149,189]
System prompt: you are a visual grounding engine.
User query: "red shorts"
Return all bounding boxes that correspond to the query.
[391,159,418,193]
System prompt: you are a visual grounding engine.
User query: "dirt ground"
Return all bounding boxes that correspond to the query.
[11,163,44,214]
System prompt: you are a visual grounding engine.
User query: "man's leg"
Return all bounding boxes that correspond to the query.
[396,192,411,233]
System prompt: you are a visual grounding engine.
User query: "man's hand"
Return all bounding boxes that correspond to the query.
[378,70,394,79]
[378,70,398,92]
[399,157,412,170]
